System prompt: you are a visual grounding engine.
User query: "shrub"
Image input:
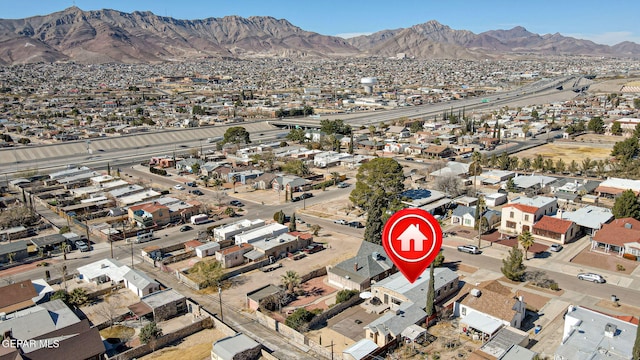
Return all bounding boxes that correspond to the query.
[623,253,637,261]
[549,282,560,291]
[617,264,626,272]
[285,308,315,331]
[336,289,359,304]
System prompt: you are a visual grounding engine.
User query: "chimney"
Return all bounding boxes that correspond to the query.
[354,262,359,272]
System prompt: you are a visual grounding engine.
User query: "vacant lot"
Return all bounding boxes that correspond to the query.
[514,142,612,163]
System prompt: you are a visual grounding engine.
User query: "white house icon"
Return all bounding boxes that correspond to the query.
[397,223,429,251]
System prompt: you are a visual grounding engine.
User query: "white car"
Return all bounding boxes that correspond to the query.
[577,273,605,283]
[174,184,185,190]
[333,219,348,225]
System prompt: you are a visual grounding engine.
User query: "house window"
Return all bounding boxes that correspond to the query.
[510,212,514,219]
[506,221,516,229]
[370,333,374,338]
[461,307,466,316]
[436,290,441,297]
[524,214,529,221]
[391,298,402,306]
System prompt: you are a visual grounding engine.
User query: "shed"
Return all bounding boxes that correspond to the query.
[195,242,220,258]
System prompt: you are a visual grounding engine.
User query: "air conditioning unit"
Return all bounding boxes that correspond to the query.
[470,289,481,297]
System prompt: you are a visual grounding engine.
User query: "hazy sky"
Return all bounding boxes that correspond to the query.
[1,0,638,45]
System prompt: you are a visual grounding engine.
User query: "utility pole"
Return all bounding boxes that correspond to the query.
[130,240,134,269]
[218,285,224,322]
[109,231,113,259]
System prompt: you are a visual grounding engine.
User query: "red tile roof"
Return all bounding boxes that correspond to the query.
[592,218,640,246]
[596,186,639,196]
[533,216,573,234]
[218,243,252,255]
[184,240,204,249]
[504,203,539,213]
[288,231,313,240]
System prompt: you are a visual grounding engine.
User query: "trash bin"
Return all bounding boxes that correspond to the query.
[534,325,542,334]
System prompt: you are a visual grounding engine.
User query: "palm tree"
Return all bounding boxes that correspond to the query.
[476,195,487,247]
[60,242,69,260]
[518,231,535,260]
[281,270,300,293]
[581,158,593,177]
[520,158,531,173]
[331,172,341,186]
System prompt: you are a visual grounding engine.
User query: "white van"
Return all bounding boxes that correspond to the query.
[135,230,154,243]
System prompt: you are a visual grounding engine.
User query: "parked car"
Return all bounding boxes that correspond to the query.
[333,219,348,225]
[300,192,313,199]
[180,225,193,232]
[75,240,90,252]
[337,182,349,188]
[291,196,302,202]
[549,244,563,252]
[190,189,204,196]
[186,182,197,187]
[173,184,185,190]
[229,200,244,207]
[303,243,324,254]
[348,221,364,228]
[577,273,605,283]
[457,245,481,254]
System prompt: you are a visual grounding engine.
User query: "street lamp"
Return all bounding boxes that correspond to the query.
[218,285,223,322]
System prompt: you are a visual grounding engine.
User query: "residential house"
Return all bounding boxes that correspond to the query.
[532,216,579,245]
[211,333,261,360]
[246,284,286,311]
[129,288,187,322]
[478,170,516,186]
[227,169,263,185]
[555,306,638,360]
[400,188,451,215]
[216,243,253,268]
[213,219,266,242]
[484,192,508,207]
[234,223,289,245]
[327,242,396,291]
[272,175,308,193]
[77,258,160,296]
[557,205,613,236]
[364,302,427,347]
[0,299,105,360]
[123,268,161,296]
[423,144,455,158]
[510,174,558,194]
[247,232,313,261]
[383,142,408,154]
[451,206,501,229]
[429,161,470,179]
[478,327,532,359]
[596,177,640,198]
[0,280,39,314]
[453,281,527,341]
[253,173,278,190]
[0,240,29,265]
[500,196,558,234]
[386,125,411,139]
[128,202,171,228]
[370,267,459,312]
[591,218,640,257]
[176,158,204,173]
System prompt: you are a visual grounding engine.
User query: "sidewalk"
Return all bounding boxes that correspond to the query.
[443,233,637,290]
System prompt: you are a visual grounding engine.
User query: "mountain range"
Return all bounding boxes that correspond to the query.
[0,7,638,65]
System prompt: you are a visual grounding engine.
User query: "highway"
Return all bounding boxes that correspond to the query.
[0,75,582,177]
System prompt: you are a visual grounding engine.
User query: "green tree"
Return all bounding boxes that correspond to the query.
[506,178,516,193]
[498,152,510,170]
[189,260,224,288]
[331,172,341,186]
[501,245,526,281]
[349,158,404,212]
[555,158,566,174]
[139,322,163,344]
[475,195,487,247]
[224,207,236,217]
[60,241,69,261]
[289,213,297,232]
[363,193,386,245]
[425,264,435,318]
[581,158,593,177]
[568,160,579,175]
[611,137,639,163]
[520,157,531,172]
[587,117,605,134]
[533,155,544,171]
[432,251,445,267]
[468,159,483,194]
[611,121,623,135]
[286,128,307,142]
[281,159,310,177]
[612,189,640,220]
[281,270,300,293]
[634,123,640,138]
[223,126,251,144]
[51,289,68,303]
[320,119,351,135]
[285,308,315,331]
[310,224,321,236]
[410,121,423,133]
[518,231,535,260]
[274,210,286,224]
[68,288,88,307]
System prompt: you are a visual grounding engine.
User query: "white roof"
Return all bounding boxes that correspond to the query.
[599,177,640,192]
[342,339,378,360]
[558,206,613,230]
[234,223,288,244]
[509,195,556,208]
[462,311,503,335]
[77,258,129,283]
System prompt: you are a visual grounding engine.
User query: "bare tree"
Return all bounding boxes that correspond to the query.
[95,295,121,328]
[434,174,464,197]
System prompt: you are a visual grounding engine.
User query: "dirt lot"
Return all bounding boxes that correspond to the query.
[570,247,638,275]
[138,328,229,360]
[514,141,613,163]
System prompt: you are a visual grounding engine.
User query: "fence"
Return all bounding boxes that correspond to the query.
[107,317,213,360]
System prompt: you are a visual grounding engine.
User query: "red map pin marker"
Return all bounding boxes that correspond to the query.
[382,208,443,283]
